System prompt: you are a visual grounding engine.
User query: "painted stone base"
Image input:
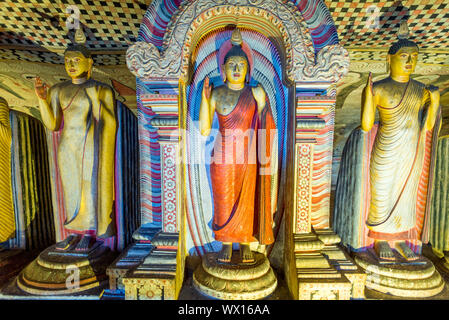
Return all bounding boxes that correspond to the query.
[322,245,367,299]
[294,231,365,299]
[355,251,445,298]
[120,230,182,300]
[16,243,116,295]
[298,277,352,300]
[193,252,277,300]
[107,242,153,291]
[123,275,176,300]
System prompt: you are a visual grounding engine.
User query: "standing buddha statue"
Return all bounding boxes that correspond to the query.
[193,28,278,300]
[199,28,277,264]
[361,24,440,260]
[16,29,118,296]
[33,36,117,251]
[334,21,441,260]
[333,21,444,298]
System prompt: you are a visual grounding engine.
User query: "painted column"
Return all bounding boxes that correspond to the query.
[294,91,337,233]
[138,79,181,232]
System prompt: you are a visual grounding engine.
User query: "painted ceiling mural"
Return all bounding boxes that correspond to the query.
[0,0,448,51]
[0,0,448,186]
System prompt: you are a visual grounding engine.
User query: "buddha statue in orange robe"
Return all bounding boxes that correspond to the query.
[199,29,276,263]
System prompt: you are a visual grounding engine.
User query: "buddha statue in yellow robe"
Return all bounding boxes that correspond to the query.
[34,44,117,252]
[334,23,441,261]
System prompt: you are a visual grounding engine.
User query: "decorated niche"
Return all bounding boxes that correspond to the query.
[126,0,351,300]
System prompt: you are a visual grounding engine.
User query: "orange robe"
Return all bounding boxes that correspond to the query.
[211,87,276,245]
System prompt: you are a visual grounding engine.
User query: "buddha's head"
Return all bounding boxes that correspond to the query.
[64,44,93,80]
[387,22,419,78]
[222,29,249,85]
[387,40,419,77]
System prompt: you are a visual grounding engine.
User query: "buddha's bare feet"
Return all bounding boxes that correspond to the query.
[240,243,255,263]
[374,240,395,261]
[74,235,94,252]
[395,241,418,261]
[55,234,80,251]
[217,243,232,263]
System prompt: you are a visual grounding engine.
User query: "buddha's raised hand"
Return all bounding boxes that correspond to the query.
[202,76,213,101]
[34,77,48,100]
[361,72,375,131]
[364,72,374,98]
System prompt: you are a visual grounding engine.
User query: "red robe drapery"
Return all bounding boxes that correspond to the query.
[211,87,276,245]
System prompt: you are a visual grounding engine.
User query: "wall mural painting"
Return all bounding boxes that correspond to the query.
[0,60,137,119]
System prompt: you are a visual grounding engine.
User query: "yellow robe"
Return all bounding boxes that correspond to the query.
[49,80,115,237]
[366,80,426,239]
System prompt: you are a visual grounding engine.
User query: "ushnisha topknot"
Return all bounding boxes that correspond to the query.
[64,26,92,59]
[230,28,243,46]
[388,20,419,55]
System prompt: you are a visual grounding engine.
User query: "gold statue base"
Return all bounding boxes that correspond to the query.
[16,243,116,296]
[192,252,277,300]
[355,250,445,298]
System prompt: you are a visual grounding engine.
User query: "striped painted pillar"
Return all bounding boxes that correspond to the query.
[294,90,336,234]
[138,78,181,233]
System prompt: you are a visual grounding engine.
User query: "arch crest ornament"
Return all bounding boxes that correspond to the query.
[126,0,349,83]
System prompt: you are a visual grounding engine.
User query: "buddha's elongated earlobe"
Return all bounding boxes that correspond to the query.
[221,65,226,82]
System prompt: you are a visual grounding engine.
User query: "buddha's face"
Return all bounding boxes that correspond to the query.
[388,47,418,77]
[64,51,92,79]
[223,56,248,85]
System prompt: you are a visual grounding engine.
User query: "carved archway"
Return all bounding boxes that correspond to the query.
[126,0,351,299]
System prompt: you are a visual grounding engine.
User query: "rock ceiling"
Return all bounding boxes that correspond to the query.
[0,0,448,66]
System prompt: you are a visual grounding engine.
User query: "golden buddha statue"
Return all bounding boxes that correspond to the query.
[333,21,445,297]
[334,21,441,262]
[361,25,440,261]
[34,43,117,251]
[199,29,277,264]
